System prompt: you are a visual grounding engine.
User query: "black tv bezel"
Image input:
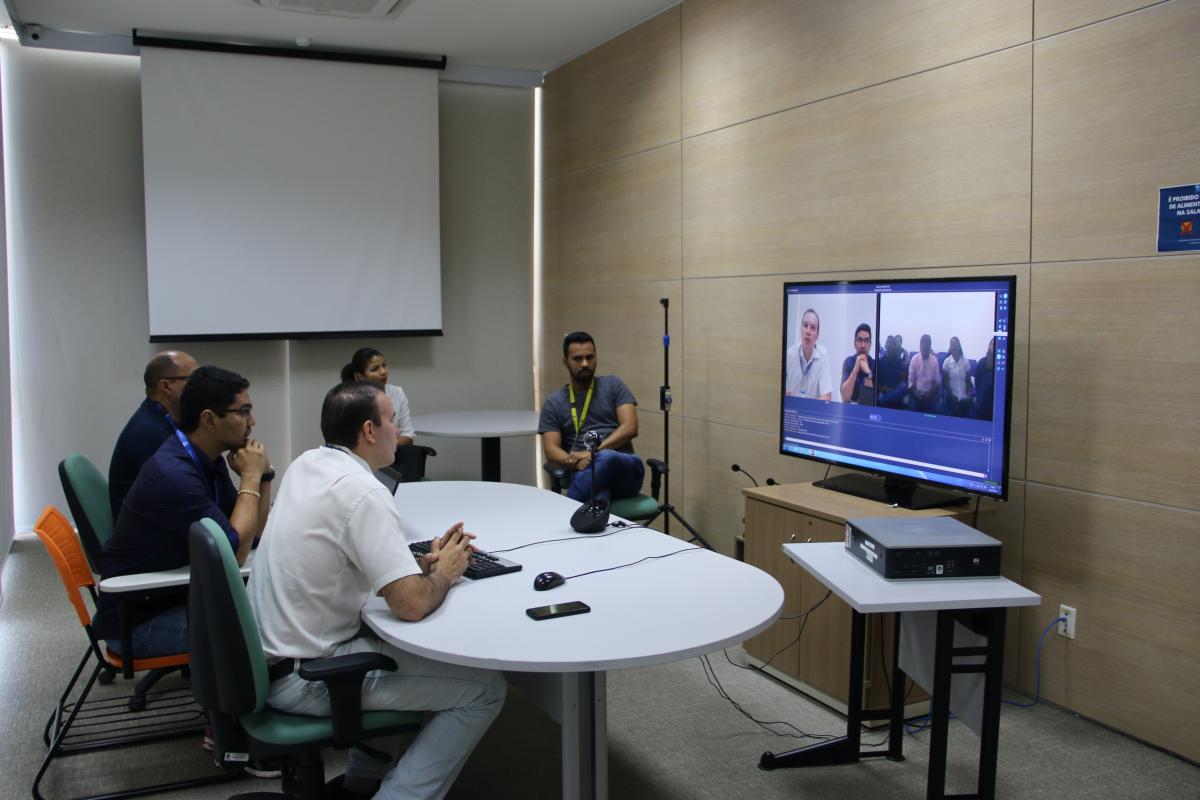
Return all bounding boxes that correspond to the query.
[778,274,1017,504]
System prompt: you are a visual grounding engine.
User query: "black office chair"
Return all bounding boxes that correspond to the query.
[391,444,437,483]
[188,518,421,799]
[543,458,667,523]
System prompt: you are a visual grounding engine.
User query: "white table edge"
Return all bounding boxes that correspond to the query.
[361,591,784,673]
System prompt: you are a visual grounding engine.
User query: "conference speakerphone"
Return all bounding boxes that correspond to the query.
[844,516,1001,580]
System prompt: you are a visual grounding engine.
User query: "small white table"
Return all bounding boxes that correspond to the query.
[768,542,1040,799]
[411,410,540,482]
[362,481,783,800]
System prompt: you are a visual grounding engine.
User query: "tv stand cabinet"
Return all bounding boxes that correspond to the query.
[742,482,973,717]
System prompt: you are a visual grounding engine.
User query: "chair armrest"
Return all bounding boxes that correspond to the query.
[417,445,437,458]
[299,652,397,748]
[646,458,667,501]
[542,462,572,494]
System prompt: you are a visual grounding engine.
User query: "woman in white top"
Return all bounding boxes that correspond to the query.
[340,347,415,446]
[941,336,974,417]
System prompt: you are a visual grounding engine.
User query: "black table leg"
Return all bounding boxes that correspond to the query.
[927,609,956,799]
[760,608,867,769]
[976,607,1007,799]
[888,611,906,762]
[481,437,501,482]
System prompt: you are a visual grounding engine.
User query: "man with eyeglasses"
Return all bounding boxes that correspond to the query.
[840,323,877,405]
[108,350,199,519]
[95,366,273,657]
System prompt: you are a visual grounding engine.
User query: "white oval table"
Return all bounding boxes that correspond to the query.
[411,410,540,482]
[361,481,783,800]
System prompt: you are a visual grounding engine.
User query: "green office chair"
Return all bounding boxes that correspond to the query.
[188,518,421,799]
[543,458,667,522]
[58,454,113,575]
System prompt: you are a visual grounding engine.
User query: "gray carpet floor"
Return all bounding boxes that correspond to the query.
[3,535,1197,800]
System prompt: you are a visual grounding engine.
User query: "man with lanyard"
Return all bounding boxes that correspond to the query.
[249,381,505,800]
[94,365,273,660]
[539,331,644,502]
[108,350,198,520]
[785,308,834,400]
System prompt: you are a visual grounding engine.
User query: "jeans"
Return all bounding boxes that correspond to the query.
[566,449,645,503]
[105,603,189,658]
[267,635,506,800]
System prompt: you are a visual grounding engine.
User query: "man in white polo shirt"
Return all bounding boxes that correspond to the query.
[248,380,505,800]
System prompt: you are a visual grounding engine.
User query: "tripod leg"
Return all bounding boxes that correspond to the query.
[666,508,714,551]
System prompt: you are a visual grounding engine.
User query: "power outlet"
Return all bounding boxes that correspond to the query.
[1058,605,1077,639]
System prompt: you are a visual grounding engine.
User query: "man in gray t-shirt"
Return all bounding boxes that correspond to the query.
[538,332,645,502]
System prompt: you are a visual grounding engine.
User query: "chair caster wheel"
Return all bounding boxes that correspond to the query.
[128,695,147,712]
[99,670,116,686]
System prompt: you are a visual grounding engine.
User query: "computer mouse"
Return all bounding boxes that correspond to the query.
[533,571,566,591]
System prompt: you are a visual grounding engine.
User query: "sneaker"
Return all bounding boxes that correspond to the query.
[201,726,214,752]
[244,757,282,779]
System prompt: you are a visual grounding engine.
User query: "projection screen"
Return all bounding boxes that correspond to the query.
[140,45,442,339]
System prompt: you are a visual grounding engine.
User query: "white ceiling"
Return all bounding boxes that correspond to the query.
[4,0,680,77]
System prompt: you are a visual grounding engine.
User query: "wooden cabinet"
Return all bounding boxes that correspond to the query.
[743,482,971,716]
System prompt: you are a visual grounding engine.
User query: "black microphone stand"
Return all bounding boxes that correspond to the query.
[645,298,713,551]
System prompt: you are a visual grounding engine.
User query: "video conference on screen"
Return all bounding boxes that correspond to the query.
[783,287,1001,420]
[779,278,1013,498]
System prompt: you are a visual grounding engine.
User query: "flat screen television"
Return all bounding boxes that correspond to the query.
[779,276,1015,508]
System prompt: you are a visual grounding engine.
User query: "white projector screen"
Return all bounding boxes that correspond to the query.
[140,46,442,339]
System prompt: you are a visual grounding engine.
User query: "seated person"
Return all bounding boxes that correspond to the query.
[93,366,272,658]
[108,350,198,520]
[785,308,833,400]
[907,334,943,413]
[539,331,644,503]
[840,323,876,405]
[876,335,908,409]
[249,381,505,800]
[941,336,974,417]
[970,337,996,421]
[341,346,424,481]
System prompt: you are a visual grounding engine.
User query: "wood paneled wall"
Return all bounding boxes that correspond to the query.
[540,0,1200,761]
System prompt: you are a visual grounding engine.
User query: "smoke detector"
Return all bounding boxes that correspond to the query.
[250,0,414,20]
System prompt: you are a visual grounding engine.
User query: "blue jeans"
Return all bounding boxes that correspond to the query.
[105,603,189,658]
[566,450,645,503]
[268,635,506,800]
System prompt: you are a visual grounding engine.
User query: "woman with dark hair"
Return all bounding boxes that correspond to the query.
[340,347,414,447]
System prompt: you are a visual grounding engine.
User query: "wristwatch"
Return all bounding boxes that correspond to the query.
[261,465,276,482]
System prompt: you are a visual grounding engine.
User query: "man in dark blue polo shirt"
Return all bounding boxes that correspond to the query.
[108,350,198,520]
[94,365,273,658]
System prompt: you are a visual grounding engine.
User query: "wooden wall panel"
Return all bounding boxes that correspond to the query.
[1022,484,1200,763]
[540,281,684,418]
[682,48,1032,279]
[541,6,680,179]
[1031,1,1200,262]
[682,0,1030,137]
[541,144,681,287]
[1027,257,1200,510]
[680,419,834,556]
[1034,0,1161,38]
[683,265,1031,479]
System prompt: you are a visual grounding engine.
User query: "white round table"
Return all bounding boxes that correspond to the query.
[362,481,783,799]
[411,410,539,482]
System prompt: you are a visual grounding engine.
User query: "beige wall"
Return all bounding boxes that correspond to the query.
[540,0,1200,761]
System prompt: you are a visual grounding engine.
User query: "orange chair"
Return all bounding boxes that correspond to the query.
[32,506,235,800]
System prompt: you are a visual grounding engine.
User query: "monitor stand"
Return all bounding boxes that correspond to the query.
[813,473,969,511]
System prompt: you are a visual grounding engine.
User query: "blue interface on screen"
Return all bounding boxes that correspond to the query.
[780,277,1014,498]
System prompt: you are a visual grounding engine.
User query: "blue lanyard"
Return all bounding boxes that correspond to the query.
[174,428,215,499]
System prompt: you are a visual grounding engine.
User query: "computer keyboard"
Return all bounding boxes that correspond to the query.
[408,540,523,580]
